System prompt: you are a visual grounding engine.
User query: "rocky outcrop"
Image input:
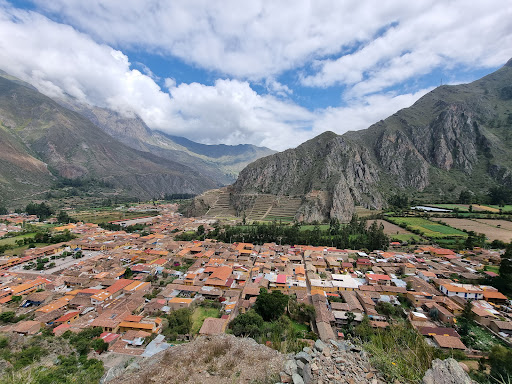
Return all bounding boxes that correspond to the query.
[422,358,475,384]
[281,339,386,384]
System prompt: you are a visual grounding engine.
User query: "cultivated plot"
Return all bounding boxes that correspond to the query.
[432,218,512,242]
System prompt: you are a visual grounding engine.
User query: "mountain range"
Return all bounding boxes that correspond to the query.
[0,71,274,205]
[226,58,512,221]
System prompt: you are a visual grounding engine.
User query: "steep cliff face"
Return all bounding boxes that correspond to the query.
[233,133,384,221]
[232,60,512,221]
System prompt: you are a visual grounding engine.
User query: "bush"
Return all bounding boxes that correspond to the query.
[230,310,264,337]
[254,288,289,322]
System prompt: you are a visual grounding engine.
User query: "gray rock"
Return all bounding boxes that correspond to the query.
[295,352,312,364]
[303,363,313,384]
[314,339,327,352]
[423,358,475,384]
[303,347,312,354]
[297,360,305,375]
[284,359,298,375]
[292,373,305,384]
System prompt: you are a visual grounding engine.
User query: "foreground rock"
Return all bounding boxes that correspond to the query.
[108,334,285,384]
[280,339,385,384]
[423,358,476,384]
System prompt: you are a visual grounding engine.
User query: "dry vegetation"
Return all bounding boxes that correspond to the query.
[110,334,285,384]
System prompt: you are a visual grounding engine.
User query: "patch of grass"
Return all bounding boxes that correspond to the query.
[191,307,221,334]
[0,233,37,246]
[485,265,500,274]
[2,243,51,256]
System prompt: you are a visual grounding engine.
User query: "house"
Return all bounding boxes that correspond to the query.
[366,274,391,286]
[356,258,372,271]
[118,316,162,334]
[198,317,228,335]
[489,320,512,337]
[418,271,437,282]
[332,311,364,328]
[472,305,497,327]
[439,283,484,300]
[482,290,508,305]
[432,335,466,351]
[54,311,80,326]
[11,320,42,335]
[167,297,194,311]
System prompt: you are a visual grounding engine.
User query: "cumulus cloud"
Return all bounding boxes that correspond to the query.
[312,89,433,135]
[302,1,512,96]
[0,5,314,150]
[33,0,411,80]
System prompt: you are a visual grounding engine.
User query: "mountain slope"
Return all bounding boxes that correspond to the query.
[231,59,512,221]
[0,75,219,203]
[57,99,275,184]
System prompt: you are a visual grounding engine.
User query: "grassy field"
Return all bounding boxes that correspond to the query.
[387,217,467,239]
[431,204,469,212]
[71,210,158,224]
[1,242,51,256]
[298,224,330,231]
[0,233,37,246]
[191,306,221,334]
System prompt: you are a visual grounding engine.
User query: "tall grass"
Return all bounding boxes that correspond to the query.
[355,322,440,383]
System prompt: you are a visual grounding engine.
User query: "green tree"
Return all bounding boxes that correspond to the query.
[57,210,74,224]
[124,267,133,278]
[230,310,264,337]
[25,202,54,220]
[254,288,289,322]
[91,338,109,354]
[488,345,512,383]
[458,190,472,204]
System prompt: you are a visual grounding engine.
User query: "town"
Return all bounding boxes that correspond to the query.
[0,202,511,383]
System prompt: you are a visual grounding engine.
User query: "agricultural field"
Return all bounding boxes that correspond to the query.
[70,209,158,224]
[432,218,512,242]
[354,206,381,218]
[387,217,467,239]
[475,219,512,231]
[367,220,423,243]
[430,204,503,213]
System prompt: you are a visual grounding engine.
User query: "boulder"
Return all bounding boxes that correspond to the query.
[423,358,475,384]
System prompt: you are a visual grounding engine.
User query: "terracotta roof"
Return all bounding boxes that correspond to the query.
[198,317,228,335]
[433,335,466,350]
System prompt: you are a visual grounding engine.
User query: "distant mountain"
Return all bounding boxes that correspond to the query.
[0,74,220,203]
[58,99,275,185]
[229,58,512,221]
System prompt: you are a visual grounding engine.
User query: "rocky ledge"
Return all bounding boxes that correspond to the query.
[280,339,385,384]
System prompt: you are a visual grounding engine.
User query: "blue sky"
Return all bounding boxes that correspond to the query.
[1,1,511,150]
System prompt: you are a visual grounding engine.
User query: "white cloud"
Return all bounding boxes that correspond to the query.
[313,89,432,135]
[0,5,314,150]
[33,0,411,80]
[166,79,314,150]
[302,2,512,96]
